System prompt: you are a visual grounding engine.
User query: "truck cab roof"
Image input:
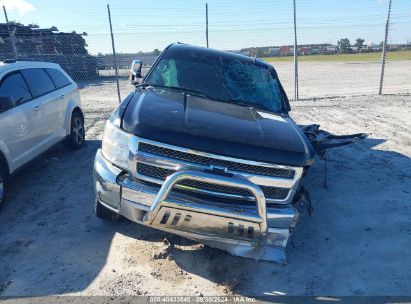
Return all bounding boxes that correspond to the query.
[164,43,272,69]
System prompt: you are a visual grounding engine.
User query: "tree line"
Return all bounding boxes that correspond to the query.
[337,37,383,53]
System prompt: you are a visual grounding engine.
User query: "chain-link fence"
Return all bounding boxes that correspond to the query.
[1,0,410,102]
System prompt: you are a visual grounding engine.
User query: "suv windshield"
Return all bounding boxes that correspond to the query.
[146,48,285,113]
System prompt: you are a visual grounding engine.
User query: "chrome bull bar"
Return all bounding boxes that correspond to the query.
[143,170,268,238]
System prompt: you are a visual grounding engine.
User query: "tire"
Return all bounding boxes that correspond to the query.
[0,162,7,210]
[94,200,119,221]
[65,112,85,150]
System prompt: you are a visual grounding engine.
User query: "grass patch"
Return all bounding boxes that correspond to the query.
[262,50,411,62]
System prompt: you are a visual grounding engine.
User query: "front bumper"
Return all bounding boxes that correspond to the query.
[94,149,300,263]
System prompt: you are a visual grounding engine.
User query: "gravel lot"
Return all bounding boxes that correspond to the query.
[0,63,410,297]
[274,60,411,98]
[100,60,411,99]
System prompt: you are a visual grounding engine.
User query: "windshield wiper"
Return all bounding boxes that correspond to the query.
[141,83,209,98]
[221,97,270,112]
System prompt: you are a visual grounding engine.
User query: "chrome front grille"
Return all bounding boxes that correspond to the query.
[132,139,303,205]
[136,163,289,200]
[139,142,295,179]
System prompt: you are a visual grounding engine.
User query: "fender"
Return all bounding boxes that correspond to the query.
[300,124,368,157]
[63,96,83,136]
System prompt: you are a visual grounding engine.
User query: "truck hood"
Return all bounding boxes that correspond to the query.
[122,87,315,166]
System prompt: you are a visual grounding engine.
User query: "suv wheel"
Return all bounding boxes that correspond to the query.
[0,162,7,210]
[65,112,85,149]
[94,200,120,221]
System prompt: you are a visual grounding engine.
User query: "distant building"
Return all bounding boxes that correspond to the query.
[311,48,320,55]
[98,53,158,69]
[326,45,337,53]
[280,46,293,56]
[299,47,311,55]
[268,47,280,56]
[388,44,400,51]
[367,43,381,52]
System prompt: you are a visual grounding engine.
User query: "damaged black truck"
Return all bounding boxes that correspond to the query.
[93,43,365,262]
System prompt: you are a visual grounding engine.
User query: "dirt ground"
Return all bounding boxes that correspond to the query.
[0,71,410,297]
[274,60,411,98]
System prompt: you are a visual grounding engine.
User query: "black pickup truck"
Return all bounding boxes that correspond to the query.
[93,43,365,262]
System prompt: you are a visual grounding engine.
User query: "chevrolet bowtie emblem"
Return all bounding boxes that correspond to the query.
[209,165,228,173]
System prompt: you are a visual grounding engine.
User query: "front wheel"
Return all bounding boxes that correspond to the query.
[0,162,7,210]
[65,112,85,150]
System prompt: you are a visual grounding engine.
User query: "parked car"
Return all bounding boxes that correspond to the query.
[0,60,85,209]
[93,43,365,262]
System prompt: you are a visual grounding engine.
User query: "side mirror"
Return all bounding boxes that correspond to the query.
[0,96,15,113]
[129,60,143,85]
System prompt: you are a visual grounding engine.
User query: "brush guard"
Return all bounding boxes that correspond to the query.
[143,170,268,238]
[142,170,292,262]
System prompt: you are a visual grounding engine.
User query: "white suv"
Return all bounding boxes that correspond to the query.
[0,61,85,208]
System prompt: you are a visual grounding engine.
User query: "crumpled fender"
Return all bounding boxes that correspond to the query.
[300,124,368,157]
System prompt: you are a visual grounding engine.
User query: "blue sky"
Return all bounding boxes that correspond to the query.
[2,0,411,54]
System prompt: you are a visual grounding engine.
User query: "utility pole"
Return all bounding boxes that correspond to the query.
[293,0,299,100]
[206,3,209,48]
[107,4,121,103]
[379,0,392,95]
[2,5,17,59]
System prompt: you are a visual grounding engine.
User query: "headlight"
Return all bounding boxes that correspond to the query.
[101,120,131,170]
